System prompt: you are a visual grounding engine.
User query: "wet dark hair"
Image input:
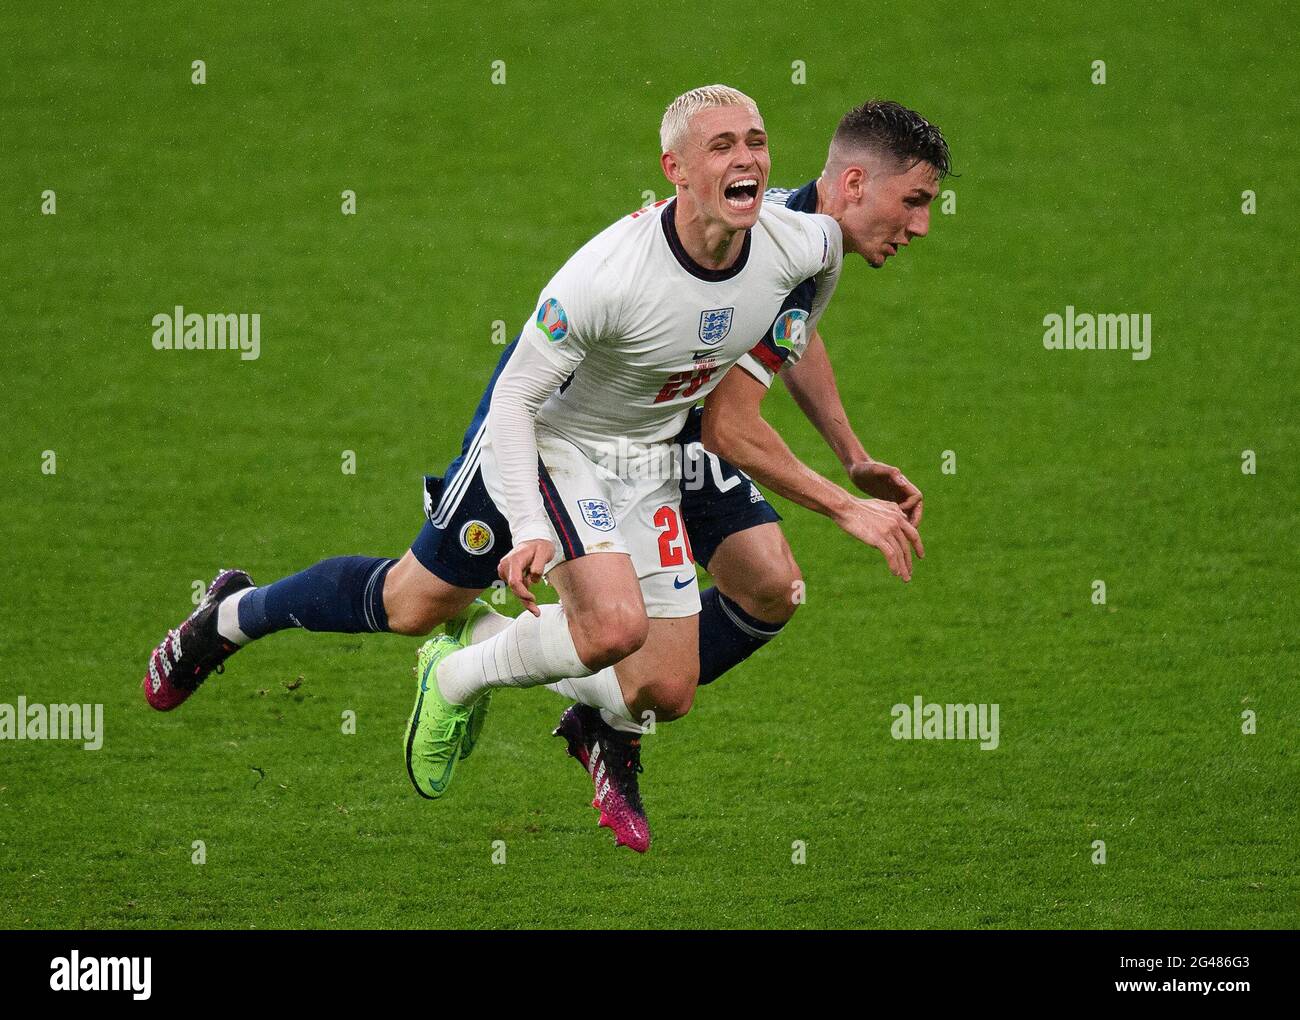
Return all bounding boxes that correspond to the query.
[831,100,952,179]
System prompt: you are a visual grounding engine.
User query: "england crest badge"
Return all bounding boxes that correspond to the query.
[577,498,616,532]
[698,307,734,345]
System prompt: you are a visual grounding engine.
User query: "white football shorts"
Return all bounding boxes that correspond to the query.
[480,425,701,619]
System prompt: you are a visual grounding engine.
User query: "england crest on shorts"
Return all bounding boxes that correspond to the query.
[698,307,734,345]
[577,498,615,532]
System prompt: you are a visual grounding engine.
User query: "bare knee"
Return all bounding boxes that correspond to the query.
[633,674,697,722]
[735,556,803,625]
[710,526,804,625]
[569,601,648,670]
[385,585,443,635]
[383,556,470,636]
[386,601,442,637]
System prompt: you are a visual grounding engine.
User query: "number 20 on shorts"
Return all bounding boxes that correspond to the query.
[653,505,694,567]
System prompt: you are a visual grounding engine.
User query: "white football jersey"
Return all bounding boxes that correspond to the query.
[734,180,825,387]
[519,197,842,455]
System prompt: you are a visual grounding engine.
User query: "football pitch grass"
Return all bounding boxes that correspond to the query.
[1,2,1296,929]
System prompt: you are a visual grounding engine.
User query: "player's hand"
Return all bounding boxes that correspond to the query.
[833,497,925,581]
[848,459,923,526]
[498,539,554,616]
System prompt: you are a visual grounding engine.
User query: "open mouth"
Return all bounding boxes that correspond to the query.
[724,177,759,211]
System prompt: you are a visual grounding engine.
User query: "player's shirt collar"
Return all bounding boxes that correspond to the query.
[785,179,819,213]
[660,198,752,282]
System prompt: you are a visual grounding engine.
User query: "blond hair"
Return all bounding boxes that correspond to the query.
[659,84,760,153]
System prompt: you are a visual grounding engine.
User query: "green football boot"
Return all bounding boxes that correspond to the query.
[404,635,473,800]
[444,599,506,760]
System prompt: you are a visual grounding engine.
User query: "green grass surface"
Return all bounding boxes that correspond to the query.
[1,1,1296,928]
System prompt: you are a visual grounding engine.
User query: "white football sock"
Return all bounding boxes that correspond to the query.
[469,606,514,645]
[601,707,644,734]
[437,603,590,706]
[215,587,253,646]
[545,667,638,729]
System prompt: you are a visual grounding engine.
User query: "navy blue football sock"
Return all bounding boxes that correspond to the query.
[697,586,786,685]
[237,556,397,639]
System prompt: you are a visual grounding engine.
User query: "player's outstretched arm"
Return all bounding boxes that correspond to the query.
[486,339,570,613]
[781,327,923,525]
[701,365,923,582]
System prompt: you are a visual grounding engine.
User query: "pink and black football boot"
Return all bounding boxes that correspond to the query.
[553,702,651,853]
[143,568,254,711]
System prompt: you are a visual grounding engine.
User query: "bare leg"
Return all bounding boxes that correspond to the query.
[382,549,483,636]
[705,522,802,625]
